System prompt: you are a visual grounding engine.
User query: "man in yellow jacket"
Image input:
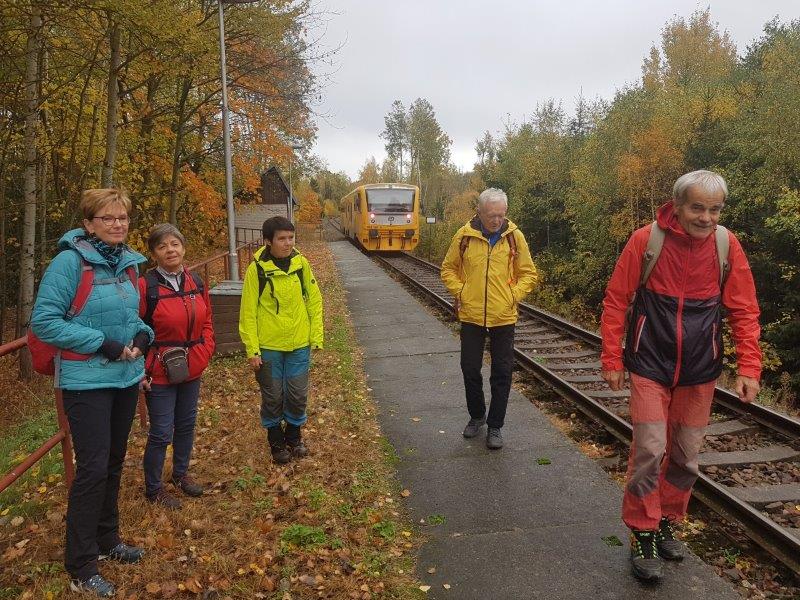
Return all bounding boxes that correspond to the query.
[239,216,323,464]
[441,188,538,449]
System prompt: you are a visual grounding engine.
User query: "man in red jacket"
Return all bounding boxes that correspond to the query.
[600,170,762,582]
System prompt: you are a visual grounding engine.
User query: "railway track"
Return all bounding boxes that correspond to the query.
[368,250,800,575]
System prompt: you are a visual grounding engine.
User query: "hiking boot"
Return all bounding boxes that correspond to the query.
[99,542,145,564]
[656,517,685,561]
[267,426,292,464]
[171,474,204,497]
[70,574,115,598]
[630,530,662,582]
[287,440,308,458]
[271,446,292,464]
[147,487,182,510]
[462,417,486,438]
[486,427,504,449]
[285,424,309,458]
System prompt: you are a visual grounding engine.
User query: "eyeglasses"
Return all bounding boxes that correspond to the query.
[92,215,130,226]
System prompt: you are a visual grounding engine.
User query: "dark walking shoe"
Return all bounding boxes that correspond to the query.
[462,417,486,438]
[285,424,309,458]
[630,530,662,582]
[271,446,292,464]
[486,427,504,449]
[171,474,204,497]
[268,426,292,464]
[70,574,115,597]
[287,440,309,458]
[99,542,145,564]
[146,487,182,510]
[656,517,685,561]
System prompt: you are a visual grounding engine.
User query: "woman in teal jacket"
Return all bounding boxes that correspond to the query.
[30,189,153,598]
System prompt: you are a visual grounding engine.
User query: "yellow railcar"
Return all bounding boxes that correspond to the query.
[340,183,420,252]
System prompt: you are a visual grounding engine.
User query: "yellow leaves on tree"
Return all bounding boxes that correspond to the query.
[445,190,478,224]
[644,8,737,90]
[180,169,224,224]
[322,199,338,217]
[616,121,683,230]
[294,181,322,223]
[357,158,381,185]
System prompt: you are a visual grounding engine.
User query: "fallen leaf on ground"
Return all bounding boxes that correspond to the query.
[145,582,161,594]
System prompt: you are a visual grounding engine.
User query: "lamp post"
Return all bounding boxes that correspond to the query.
[287,142,303,223]
[218,0,258,281]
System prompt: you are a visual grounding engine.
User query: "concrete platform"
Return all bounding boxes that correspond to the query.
[331,242,738,600]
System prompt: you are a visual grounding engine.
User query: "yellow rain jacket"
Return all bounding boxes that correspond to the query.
[239,246,323,356]
[441,216,539,327]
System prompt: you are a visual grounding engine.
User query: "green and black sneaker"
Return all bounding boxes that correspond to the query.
[656,517,685,561]
[630,530,662,582]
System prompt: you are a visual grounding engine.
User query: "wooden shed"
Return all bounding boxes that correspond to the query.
[234,166,299,243]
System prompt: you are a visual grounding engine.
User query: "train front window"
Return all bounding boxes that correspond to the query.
[366,189,414,213]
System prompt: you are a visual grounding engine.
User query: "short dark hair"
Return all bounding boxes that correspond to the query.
[147,223,186,253]
[262,216,295,242]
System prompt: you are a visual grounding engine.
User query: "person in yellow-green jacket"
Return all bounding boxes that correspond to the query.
[440,188,538,450]
[239,216,323,464]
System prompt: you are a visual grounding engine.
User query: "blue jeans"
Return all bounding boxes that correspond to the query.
[256,346,310,428]
[143,378,201,496]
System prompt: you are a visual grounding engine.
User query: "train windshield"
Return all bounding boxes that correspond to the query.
[366,188,414,213]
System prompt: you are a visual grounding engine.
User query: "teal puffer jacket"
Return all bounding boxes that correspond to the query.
[30,228,154,390]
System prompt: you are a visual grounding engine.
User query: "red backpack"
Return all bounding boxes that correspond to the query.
[28,256,137,375]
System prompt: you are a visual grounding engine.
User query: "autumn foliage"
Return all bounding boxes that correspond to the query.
[1,0,321,338]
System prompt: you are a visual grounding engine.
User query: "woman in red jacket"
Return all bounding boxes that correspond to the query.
[139,224,215,509]
[600,170,761,582]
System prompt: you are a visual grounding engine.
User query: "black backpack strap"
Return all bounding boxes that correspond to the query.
[184,270,204,296]
[147,270,205,348]
[295,266,307,300]
[143,270,161,327]
[255,260,268,299]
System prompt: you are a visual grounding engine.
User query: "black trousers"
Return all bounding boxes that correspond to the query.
[62,385,139,580]
[460,322,515,429]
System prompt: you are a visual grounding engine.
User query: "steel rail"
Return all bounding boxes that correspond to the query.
[372,250,800,575]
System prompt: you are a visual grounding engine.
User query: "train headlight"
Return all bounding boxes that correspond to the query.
[370,213,375,224]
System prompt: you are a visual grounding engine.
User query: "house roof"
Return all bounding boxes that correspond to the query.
[262,165,299,206]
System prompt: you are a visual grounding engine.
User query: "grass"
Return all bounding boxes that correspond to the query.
[0,406,65,519]
[280,524,328,548]
[426,514,446,526]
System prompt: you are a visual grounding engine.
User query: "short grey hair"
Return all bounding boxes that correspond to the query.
[147,223,186,253]
[673,170,728,205]
[478,188,508,209]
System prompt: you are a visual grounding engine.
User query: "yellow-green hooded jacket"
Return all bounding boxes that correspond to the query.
[440,216,538,327]
[239,246,323,357]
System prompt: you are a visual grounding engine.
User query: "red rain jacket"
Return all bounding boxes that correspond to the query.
[600,202,762,386]
[138,268,215,385]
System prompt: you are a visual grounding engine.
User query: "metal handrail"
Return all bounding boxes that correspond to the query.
[0,239,262,495]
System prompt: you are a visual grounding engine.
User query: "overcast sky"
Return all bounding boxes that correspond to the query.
[310,1,798,179]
